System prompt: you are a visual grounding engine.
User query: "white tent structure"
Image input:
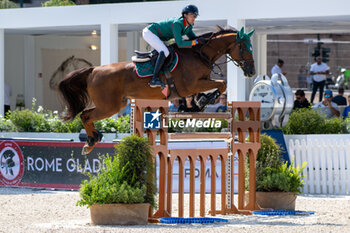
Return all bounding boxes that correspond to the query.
[1,0,350,116]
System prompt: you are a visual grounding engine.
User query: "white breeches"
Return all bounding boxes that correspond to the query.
[142,27,170,57]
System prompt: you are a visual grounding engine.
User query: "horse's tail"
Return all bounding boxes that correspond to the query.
[58,67,94,121]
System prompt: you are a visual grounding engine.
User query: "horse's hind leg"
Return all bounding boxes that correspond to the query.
[80,103,124,155]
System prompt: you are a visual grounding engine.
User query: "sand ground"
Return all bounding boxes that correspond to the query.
[0,187,349,233]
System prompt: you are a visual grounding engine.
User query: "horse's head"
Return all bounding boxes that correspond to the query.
[228,27,255,77]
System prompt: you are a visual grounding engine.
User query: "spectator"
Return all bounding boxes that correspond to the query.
[4,82,11,116]
[312,89,340,118]
[216,94,227,112]
[122,102,131,116]
[169,99,181,112]
[271,59,287,76]
[297,65,307,88]
[293,90,311,110]
[342,95,350,118]
[332,87,347,106]
[310,57,330,103]
[178,95,200,112]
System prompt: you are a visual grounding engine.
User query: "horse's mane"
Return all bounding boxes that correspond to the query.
[197,26,238,39]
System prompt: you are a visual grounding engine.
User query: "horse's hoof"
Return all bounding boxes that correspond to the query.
[82,144,93,155]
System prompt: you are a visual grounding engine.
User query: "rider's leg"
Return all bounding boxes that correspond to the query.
[142,28,170,88]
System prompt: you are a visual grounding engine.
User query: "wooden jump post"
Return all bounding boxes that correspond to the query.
[130,99,262,219]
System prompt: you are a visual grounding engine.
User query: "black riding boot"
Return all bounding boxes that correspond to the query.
[149,51,166,88]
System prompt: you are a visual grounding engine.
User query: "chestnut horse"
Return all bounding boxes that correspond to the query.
[58,27,255,155]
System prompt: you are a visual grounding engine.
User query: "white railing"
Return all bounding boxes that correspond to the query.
[288,139,350,195]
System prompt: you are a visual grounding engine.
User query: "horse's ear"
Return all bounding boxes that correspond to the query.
[247,29,255,38]
[216,25,224,31]
[239,27,245,39]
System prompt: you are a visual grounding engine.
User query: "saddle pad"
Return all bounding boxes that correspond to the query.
[133,52,179,78]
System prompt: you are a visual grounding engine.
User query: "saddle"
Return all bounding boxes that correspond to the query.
[132,46,176,70]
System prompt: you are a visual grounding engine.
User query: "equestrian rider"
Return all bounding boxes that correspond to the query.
[142,4,204,88]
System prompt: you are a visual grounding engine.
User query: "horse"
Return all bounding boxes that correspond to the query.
[58,27,256,155]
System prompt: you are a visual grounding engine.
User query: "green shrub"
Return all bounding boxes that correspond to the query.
[283,108,325,134]
[283,108,348,134]
[0,0,18,9]
[255,134,283,179]
[256,158,306,193]
[42,0,75,7]
[246,134,306,193]
[77,135,155,207]
[8,109,50,132]
[0,115,15,131]
[115,114,130,133]
[322,117,348,134]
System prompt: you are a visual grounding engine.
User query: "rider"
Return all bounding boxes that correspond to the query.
[142,4,205,88]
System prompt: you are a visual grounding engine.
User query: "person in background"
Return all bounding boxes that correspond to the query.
[178,95,200,112]
[122,102,131,116]
[297,65,307,88]
[4,82,11,117]
[216,94,227,112]
[310,57,330,104]
[293,89,311,110]
[271,59,287,76]
[342,95,350,119]
[332,86,347,106]
[169,99,181,112]
[312,89,340,118]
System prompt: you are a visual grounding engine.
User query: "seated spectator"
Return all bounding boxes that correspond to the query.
[204,96,222,112]
[342,95,350,118]
[216,94,227,112]
[122,102,131,116]
[332,87,347,106]
[178,95,200,112]
[312,89,340,118]
[293,90,311,110]
[169,99,181,112]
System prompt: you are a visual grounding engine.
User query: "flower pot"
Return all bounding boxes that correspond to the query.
[245,192,297,210]
[90,203,150,225]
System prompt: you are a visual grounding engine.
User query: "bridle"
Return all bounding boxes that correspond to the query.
[197,33,254,76]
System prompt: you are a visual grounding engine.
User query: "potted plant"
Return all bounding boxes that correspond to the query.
[246,134,306,210]
[76,134,156,225]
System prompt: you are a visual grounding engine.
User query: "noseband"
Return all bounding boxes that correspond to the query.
[226,39,254,72]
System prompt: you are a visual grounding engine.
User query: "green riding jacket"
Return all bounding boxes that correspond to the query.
[147,16,196,48]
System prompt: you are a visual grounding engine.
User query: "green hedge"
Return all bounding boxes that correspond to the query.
[41,0,75,7]
[0,0,18,9]
[283,108,349,134]
[0,100,130,134]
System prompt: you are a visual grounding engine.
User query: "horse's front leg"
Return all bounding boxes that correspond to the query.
[192,79,227,109]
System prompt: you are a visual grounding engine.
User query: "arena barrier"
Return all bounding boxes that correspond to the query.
[131,99,262,219]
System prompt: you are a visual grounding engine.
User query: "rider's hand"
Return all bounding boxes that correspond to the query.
[192,38,207,46]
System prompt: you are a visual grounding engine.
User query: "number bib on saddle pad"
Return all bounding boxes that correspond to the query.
[133,52,179,78]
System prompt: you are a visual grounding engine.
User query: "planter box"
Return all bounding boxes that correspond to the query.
[90,203,150,225]
[246,192,297,210]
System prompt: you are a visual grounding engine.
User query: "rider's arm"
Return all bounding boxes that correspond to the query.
[186,29,196,40]
[173,22,194,48]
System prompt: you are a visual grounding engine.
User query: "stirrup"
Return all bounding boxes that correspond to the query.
[149,79,163,88]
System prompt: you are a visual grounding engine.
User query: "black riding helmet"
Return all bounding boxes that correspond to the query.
[182,4,199,16]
